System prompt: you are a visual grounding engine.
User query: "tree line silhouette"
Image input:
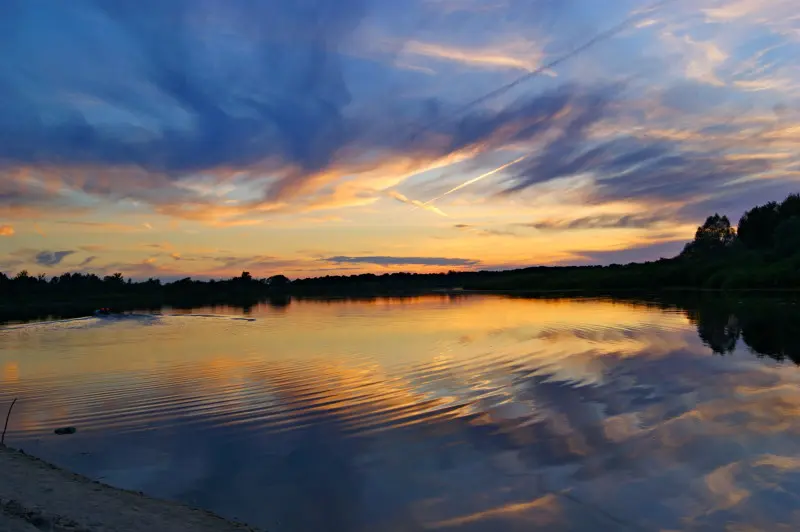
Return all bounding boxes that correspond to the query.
[0,271,291,322]
[3,192,800,322]
[465,192,800,291]
[615,293,800,365]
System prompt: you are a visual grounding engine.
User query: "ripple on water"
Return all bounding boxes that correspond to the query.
[5,297,797,531]
[0,311,678,439]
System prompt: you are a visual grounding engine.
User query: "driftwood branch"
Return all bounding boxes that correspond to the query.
[2,398,18,445]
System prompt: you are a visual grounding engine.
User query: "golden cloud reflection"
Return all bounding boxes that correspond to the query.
[3,295,800,530]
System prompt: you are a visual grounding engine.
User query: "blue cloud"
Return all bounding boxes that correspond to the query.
[0,0,797,227]
[0,0,366,175]
[34,250,76,267]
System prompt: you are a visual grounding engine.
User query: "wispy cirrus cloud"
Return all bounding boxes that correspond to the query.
[524,213,668,231]
[400,39,550,73]
[78,256,97,267]
[453,224,519,237]
[55,221,151,233]
[323,255,478,267]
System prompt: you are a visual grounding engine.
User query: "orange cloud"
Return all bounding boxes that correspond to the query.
[0,225,14,236]
[80,244,107,252]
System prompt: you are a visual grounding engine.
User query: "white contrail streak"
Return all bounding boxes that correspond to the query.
[422,155,527,205]
[388,190,449,217]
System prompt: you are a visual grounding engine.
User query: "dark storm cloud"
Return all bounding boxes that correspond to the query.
[34,250,76,266]
[323,255,478,266]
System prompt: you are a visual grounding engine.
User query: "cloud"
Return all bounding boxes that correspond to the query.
[500,104,789,210]
[78,256,97,267]
[34,250,76,267]
[0,0,624,227]
[323,255,478,266]
[0,225,14,236]
[55,221,149,233]
[453,224,519,237]
[0,0,365,173]
[401,39,549,72]
[524,213,667,231]
[563,239,688,265]
[79,244,107,252]
[0,0,798,247]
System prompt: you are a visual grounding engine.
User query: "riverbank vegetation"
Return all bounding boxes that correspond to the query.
[3,193,800,322]
[465,193,800,291]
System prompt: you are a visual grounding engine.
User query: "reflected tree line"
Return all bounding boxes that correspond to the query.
[669,295,800,364]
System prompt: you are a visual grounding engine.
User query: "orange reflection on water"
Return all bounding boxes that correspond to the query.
[2,361,18,384]
[3,295,800,531]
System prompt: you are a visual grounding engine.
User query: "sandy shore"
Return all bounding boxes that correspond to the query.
[0,445,262,532]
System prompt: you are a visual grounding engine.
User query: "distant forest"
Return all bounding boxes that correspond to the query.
[3,192,800,322]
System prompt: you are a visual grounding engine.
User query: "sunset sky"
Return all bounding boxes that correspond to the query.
[2,0,800,280]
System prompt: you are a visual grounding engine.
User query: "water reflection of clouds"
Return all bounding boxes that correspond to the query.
[2,297,800,530]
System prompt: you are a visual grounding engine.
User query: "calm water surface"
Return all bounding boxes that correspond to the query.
[3,295,800,531]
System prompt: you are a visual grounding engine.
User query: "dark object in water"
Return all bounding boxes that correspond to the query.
[2,397,17,445]
[54,427,76,435]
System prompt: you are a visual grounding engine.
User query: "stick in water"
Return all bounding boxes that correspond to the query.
[2,398,17,445]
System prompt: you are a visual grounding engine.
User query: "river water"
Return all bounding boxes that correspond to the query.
[2,294,800,531]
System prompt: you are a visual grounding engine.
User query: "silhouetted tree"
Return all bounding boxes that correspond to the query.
[737,201,779,250]
[681,214,737,257]
[267,275,290,288]
[103,272,125,286]
[778,193,800,223]
[774,216,800,257]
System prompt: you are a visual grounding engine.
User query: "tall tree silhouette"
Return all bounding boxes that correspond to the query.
[681,214,736,257]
